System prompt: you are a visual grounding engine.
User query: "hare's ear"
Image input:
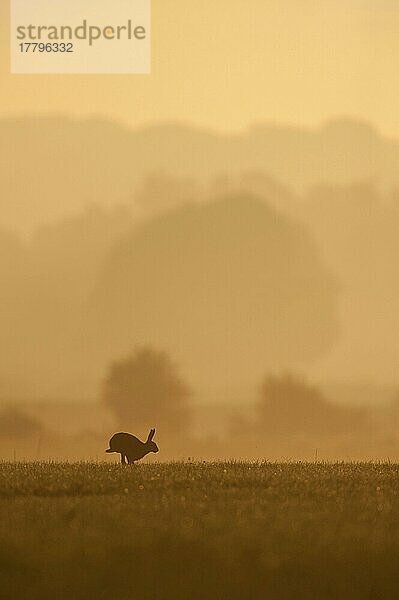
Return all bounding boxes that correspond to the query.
[148,428,156,441]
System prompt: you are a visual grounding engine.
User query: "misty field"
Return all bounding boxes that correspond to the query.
[1,462,399,599]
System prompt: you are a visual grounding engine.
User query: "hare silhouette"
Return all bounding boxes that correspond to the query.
[106,429,159,464]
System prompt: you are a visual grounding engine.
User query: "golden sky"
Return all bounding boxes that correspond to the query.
[1,0,399,134]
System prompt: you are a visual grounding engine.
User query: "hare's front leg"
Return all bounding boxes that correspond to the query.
[120,453,127,464]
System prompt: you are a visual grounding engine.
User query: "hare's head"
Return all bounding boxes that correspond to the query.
[146,428,159,453]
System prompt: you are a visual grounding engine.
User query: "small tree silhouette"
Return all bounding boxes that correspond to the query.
[0,407,42,438]
[102,347,191,435]
[258,372,363,437]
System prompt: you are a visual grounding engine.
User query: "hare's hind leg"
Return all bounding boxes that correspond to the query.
[120,453,127,464]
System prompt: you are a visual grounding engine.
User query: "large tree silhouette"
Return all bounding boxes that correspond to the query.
[102,347,191,435]
[90,194,339,386]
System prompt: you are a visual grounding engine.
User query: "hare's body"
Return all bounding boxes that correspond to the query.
[106,429,159,464]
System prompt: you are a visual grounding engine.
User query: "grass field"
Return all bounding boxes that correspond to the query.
[1,461,399,599]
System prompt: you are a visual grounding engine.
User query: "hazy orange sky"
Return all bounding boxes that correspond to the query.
[1,0,399,134]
